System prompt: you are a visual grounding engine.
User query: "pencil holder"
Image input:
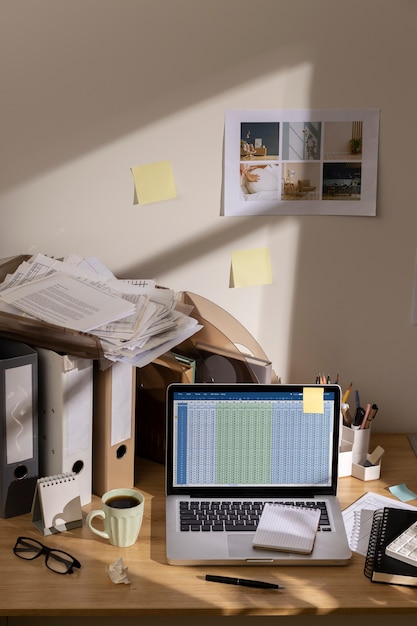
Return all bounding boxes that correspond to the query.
[351,457,381,481]
[342,425,371,465]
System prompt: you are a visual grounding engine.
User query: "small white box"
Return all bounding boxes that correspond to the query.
[351,456,381,481]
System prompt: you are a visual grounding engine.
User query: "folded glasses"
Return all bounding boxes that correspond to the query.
[13,536,81,574]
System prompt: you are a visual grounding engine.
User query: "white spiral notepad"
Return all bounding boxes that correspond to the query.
[252,503,321,554]
[32,472,82,536]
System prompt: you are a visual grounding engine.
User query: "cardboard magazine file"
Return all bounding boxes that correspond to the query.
[0,338,38,518]
[0,255,105,362]
[136,292,277,464]
[176,291,278,384]
[136,352,195,463]
[93,361,136,496]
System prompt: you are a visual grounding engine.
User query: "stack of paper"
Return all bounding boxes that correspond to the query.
[0,254,202,368]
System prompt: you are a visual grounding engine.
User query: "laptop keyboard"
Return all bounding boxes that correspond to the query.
[179,500,331,532]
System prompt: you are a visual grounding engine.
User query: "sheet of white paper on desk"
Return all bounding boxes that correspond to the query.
[0,272,135,332]
[342,492,417,555]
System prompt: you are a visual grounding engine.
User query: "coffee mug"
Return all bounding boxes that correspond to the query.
[86,488,145,547]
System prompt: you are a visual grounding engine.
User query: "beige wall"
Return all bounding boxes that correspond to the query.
[1,0,417,432]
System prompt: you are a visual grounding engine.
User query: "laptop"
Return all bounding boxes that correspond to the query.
[165,383,351,566]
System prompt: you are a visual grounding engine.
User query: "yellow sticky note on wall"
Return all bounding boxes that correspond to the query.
[303,387,324,414]
[131,160,177,205]
[230,247,272,288]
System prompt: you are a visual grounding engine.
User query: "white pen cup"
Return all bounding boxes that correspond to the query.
[86,488,145,547]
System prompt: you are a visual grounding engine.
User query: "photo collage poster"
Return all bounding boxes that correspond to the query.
[224,109,379,216]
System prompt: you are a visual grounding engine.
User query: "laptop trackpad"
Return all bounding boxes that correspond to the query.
[228,534,291,558]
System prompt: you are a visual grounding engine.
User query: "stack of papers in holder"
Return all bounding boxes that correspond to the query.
[0,254,202,368]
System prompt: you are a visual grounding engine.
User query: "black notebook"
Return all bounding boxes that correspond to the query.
[365,507,417,586]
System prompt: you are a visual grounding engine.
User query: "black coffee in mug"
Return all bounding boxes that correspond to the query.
[106,495,140,509]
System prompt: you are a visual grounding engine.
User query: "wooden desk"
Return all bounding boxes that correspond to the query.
[1,434,417,617]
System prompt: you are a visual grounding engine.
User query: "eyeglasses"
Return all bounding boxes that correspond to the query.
[13,536,81,575]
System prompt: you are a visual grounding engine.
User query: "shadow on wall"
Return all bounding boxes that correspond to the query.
[2,0,321,193]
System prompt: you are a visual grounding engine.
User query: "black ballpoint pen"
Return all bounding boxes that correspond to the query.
[205,574,284,590]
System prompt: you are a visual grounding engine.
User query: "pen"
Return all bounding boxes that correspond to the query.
[360,403,371,429]
[205,574,284,590]
[352,406,365,430]
[355,389,361,410]
[364,404,379,429]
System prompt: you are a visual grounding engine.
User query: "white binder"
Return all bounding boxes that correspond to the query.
[36,348,93,505]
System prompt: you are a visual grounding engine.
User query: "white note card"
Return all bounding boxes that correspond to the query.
[252,503,321,554]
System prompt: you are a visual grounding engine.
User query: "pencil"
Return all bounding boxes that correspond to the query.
[342,382,352,404]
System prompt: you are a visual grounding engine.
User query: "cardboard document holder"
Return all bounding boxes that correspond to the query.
[136,292,278,464]
[93,361,136,496]
[176,291,278,384]
[136,352,195,463]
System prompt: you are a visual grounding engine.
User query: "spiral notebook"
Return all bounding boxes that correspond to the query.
[32,472,82,536]
[252,503,321,554]
[364,507,417,586]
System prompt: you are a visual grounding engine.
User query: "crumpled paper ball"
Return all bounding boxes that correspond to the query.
[106,557,131,584]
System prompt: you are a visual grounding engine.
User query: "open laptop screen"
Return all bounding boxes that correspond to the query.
[166,384,341,496]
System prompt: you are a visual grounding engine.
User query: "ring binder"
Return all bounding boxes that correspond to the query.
[0,338,38,518]
[36,348,93,506]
